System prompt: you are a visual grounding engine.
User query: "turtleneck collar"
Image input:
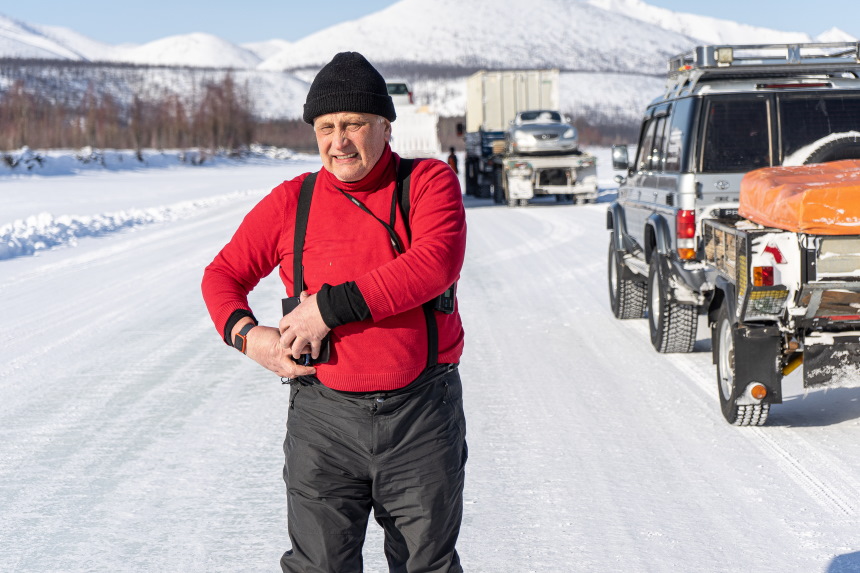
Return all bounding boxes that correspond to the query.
[320,144,395,194]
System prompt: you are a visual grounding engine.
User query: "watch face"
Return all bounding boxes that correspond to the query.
[234,324,255,353]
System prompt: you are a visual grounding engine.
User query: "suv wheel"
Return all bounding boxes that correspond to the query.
[608,241,646,319]
[647,255,697,353]
[714,304,769,426]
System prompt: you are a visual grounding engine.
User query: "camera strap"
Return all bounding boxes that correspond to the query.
[334,180,405,255]
[295,158,438,367]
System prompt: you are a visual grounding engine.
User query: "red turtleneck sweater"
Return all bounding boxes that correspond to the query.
[201,146,466,391]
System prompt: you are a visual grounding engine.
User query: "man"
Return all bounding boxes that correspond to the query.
[447,147,459,174]
[201,51,468,572]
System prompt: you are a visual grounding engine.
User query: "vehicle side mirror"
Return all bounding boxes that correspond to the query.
[611,144,630,171]
[456,123,465,137]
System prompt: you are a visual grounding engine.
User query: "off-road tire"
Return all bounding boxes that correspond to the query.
[608,241,646,319]
[714,304,769,426]
[647,255,697,353]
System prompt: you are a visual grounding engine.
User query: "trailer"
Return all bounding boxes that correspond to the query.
[701,161,860,426]
[493,150,598,207]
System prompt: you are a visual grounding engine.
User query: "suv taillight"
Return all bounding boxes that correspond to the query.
[676,210,696,260]
[408,91,414,104]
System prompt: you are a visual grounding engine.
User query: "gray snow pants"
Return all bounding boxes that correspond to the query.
[280,363,467,573]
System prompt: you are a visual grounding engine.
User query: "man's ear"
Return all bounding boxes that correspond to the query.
[383,119,392,143]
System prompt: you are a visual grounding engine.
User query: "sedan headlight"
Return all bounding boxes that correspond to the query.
[563,128,576,139]
[513,131,536,145]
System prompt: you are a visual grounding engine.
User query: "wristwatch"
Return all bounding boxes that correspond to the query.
[232,323,256,354]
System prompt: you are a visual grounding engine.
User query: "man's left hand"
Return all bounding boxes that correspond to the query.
[279,291,332,360]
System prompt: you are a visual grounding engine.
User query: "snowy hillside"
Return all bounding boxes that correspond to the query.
[3,1,856,71]
[242,39,293,61]
[257,0,696,75]
[117,33,263,69]
[0,14,93,60]
[584,0,814,45]
[0,1,857,123]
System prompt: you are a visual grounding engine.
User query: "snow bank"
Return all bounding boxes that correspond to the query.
[0,191,256,261]
[0,145,298,177]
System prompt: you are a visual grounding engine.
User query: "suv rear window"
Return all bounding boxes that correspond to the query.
[779,94,860,159]
[700,97,770,172]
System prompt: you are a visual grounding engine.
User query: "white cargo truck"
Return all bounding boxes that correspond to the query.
[386,78,442,159]
[463,69,598,205]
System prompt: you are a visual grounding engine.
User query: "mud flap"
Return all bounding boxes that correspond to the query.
[804,335,860,387]
[734,325,783,404]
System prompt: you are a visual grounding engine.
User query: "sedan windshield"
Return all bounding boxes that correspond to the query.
[518,110,561,123]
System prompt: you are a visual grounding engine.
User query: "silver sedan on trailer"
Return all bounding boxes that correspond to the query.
[506,110,579,155]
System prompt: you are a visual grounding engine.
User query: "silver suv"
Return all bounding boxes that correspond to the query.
[607,42,860,353]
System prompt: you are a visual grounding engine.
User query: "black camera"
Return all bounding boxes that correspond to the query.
[281,296,331,366]
[433,282,457,314]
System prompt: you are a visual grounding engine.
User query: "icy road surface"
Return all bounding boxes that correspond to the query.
[1,158,860,572]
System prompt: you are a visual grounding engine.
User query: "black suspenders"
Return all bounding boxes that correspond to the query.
[294,159,439,367]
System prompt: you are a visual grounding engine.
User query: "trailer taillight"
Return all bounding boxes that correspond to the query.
[676,210,696,260]
[753,266,774,287]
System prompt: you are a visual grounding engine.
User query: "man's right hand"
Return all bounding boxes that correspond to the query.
[233,320,317,379]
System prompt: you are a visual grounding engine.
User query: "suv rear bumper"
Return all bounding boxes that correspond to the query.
[666,256,715,306]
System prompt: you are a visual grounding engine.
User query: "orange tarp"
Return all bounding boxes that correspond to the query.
[739,160,860,235]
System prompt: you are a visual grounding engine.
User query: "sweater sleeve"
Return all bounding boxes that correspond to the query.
[201,181,292,341]
[354,159,466,321]
[316,282,371,328]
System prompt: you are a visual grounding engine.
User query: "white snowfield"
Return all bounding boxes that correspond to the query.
[1,151,860,572]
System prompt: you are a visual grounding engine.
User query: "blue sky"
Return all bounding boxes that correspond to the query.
[2,0,857,44]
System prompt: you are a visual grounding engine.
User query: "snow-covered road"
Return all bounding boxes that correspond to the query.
[1,159,860,572]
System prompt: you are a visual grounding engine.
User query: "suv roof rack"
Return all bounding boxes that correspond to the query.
[664,42,860,98]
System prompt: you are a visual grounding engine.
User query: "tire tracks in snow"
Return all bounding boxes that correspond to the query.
[669,347,860,520]
[484,202,860,529]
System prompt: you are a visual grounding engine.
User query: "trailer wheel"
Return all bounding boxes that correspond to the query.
[608,241,646,319]
[647,255,697,353]
[714,304,769,426]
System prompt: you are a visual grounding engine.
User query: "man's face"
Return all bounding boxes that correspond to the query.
[314,112,391,182]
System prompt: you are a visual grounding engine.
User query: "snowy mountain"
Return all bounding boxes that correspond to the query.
[0,1,857,123]
[3,1,855,71]
[0,13,96,60]
[583,0,813,45]
[241,39,293,61]
[816,27,859,42]
[256,0,696,75]
[117,33,262,68]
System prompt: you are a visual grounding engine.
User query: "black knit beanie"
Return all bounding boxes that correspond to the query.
[303,52,396,124]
